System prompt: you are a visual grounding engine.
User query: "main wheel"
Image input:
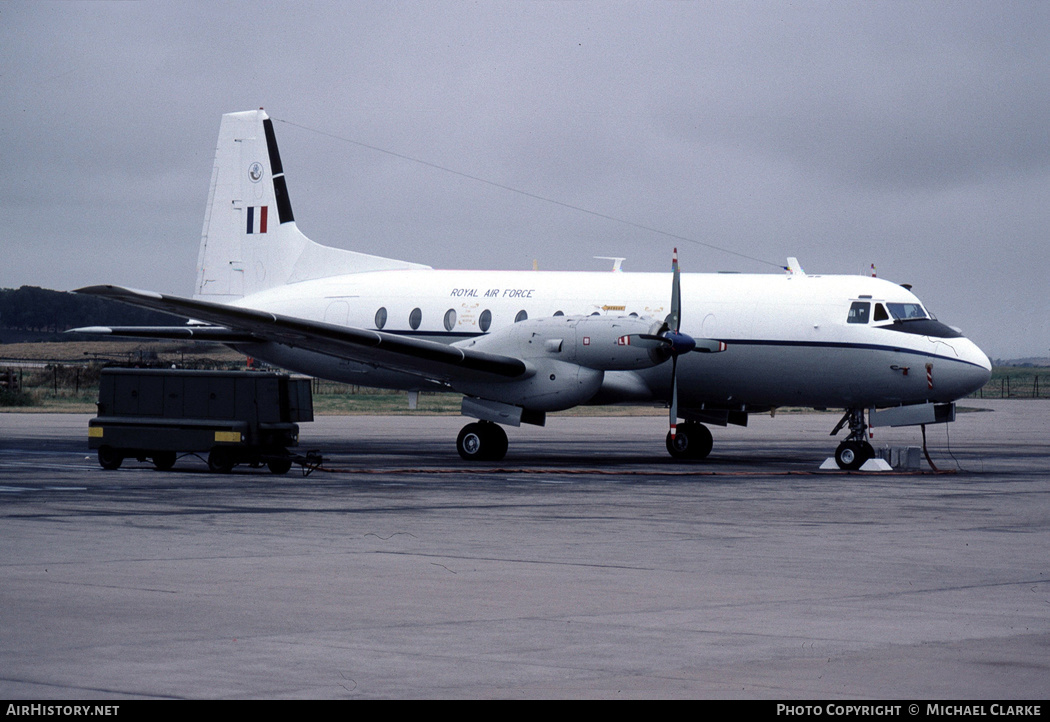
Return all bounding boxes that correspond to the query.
[97,446,123,471]
[835,440,873,471]
[665,422,713,461]
[457,422,508,461]
[152,451,177,471]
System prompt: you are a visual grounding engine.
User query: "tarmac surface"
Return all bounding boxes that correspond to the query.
[1,401,1048,699]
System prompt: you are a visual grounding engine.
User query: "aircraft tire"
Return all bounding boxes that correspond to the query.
[834,440,872,471]
[665,422,713,461]
[152,451,177,471]
[457,422,508,462]
[486,423,509,461]
[861,441,875,461]
[98,446,123,471]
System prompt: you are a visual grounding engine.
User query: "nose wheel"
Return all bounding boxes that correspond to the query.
[834,439,875,471]
[457,421,509,461]
[831,408,876,470]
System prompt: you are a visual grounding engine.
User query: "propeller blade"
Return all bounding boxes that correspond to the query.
[618,333,670,349]
[668,248,684,439]
[669,247,682,334]
[669,355,679,438]
[693,339,728,353]
[630,334,723,355]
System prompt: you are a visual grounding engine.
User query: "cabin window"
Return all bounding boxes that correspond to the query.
[847,302,870,324]
[374,307,387,330]
[553,310,564,317]
[515,310,528,323]
[479,309,492,332]
[409,307,422,330]
[873,303,889,322]
[443,309,457,332]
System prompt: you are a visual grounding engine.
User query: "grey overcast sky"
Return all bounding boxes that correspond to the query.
[1,1,1047,358]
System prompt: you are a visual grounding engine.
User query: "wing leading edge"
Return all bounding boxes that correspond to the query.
[71,285,528,381]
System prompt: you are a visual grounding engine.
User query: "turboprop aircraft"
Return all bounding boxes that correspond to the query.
[73,109,992,469]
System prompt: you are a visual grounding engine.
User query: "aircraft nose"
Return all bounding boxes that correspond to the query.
[957,337,992,395]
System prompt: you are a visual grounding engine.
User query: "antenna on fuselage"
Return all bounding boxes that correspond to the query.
[594,256,626,272]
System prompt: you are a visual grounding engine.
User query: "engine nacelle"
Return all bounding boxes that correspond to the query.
[449,315,667,411]
[455,315,667,371]
[451,357,604,412]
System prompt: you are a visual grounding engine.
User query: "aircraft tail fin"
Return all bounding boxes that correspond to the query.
[194,109,429,301]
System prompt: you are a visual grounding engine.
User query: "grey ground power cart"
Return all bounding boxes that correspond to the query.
[89,368,315,474]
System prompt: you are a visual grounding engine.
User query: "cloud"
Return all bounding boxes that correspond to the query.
[1,1,1047,356]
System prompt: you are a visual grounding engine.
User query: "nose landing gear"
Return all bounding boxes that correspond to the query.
[832,408,875,470]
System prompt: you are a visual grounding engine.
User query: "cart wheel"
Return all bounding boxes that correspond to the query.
[97,446,123,471]
[267,458,293,475]
[208,448,235,474]
[152,451,177,471]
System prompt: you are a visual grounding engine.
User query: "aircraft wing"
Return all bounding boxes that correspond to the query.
[71,285,529,381]
[70,325,260,342]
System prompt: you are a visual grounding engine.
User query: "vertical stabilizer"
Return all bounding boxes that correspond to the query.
[194,109,428,301]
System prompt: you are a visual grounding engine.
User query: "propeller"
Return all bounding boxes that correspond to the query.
[667,248,689,439]
[617,248,728,438]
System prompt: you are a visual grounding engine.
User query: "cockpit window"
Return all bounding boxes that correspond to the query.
[847,301,870,324]
[886,303,928,321]
[873,303,889,322]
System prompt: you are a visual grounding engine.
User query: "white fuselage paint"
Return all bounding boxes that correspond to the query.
[230,268,992,412]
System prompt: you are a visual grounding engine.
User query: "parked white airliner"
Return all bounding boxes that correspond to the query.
[74,109,992,468]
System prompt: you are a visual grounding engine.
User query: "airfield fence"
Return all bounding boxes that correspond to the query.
[970,368,1046,399]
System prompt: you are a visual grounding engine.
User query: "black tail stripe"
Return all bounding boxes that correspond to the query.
[263,117,295,224]
[272,176,294,225]
[262,118,284,175]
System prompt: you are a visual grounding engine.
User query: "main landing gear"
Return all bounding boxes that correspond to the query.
[831,408,875,470]
[665,421,713,461]
[456,421,509,461]
[455,419,715,463]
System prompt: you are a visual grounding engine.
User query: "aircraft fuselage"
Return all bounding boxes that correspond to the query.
[231,267,991,412]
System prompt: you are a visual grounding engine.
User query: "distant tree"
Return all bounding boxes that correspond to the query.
[0,286,183,332]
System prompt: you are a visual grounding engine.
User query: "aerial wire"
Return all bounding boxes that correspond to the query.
[272,116,786,271]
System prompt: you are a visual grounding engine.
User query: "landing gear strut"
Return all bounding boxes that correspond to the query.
[457,421,509,462]
[831,408,875,470]
[666,421,713,461]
